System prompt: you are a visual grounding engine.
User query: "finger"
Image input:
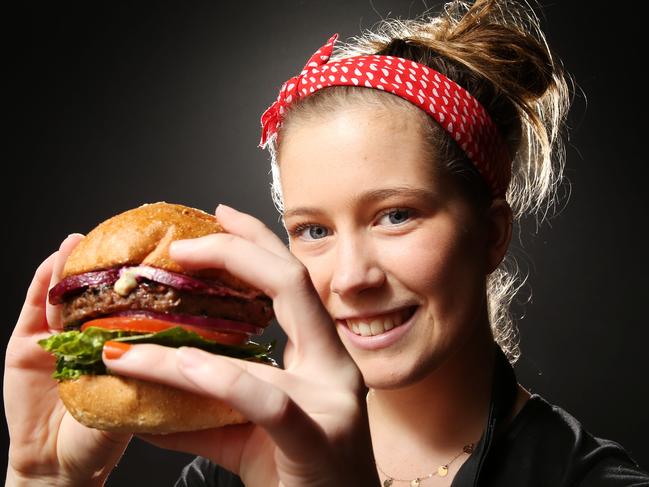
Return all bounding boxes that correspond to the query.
[167,233,342,353]
[175,347,328,463]
[283,339,296,368]
[58,415,132,481]
[168,233,290,298]
[105,345,327,462]
[14,251,59,338]
[47,233,85,330]
[214,203,290,258]
[105,343,285,389]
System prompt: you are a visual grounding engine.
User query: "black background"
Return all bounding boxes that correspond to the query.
[5,0,648,484]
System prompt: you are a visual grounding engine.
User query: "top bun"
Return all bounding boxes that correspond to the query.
[63,202,252,292]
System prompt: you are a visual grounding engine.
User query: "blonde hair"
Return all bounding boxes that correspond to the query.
[261,0,572,364]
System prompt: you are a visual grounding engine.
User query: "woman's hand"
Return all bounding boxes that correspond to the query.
[4,234,131,487]
[103,204,380,487]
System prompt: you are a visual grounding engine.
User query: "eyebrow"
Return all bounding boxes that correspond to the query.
[283,186,438,220]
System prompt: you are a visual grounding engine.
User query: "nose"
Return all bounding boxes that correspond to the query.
[330,234,386,297]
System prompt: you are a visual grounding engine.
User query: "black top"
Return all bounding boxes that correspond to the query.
[174,345,649,486]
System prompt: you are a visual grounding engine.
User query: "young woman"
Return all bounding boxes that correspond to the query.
[5,1,648,486]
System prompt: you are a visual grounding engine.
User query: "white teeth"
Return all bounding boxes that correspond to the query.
[345,308,411,337]
[370,320,383,335]
[359,323,372,337]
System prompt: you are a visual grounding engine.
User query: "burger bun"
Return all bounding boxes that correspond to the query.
[59,375,247,433]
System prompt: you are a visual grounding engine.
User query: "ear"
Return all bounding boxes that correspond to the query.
[484,198,513,274]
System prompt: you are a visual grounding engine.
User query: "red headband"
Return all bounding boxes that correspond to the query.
[259,33,512,198]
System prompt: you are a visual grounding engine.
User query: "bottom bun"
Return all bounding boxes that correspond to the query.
[59,374,247,434]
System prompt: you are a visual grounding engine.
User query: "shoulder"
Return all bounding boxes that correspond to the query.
[174,456,245,487]
[482,394,649,486]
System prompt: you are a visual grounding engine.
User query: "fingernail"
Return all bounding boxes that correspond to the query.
[60,233,83,250]
[215,203,235,215]
[170,240,194,253]
[103,341,131,360]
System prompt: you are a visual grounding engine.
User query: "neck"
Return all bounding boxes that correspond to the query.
[368,315,496,460]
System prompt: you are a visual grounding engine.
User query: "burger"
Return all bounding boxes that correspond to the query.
[39,202,275,433]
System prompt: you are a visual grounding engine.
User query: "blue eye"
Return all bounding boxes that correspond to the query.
[294,224,330,241]
[379,209,412,226]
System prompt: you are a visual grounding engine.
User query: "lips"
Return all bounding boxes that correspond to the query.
[342,306,417,337]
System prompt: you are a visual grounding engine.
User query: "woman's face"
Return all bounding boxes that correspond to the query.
[279,106,492,389]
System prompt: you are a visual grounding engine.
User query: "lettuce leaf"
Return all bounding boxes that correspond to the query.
[38,326,275,381]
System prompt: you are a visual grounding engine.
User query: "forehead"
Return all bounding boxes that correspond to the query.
[278,106,441,207]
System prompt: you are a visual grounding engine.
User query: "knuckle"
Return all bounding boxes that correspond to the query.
[262,388,293,427]
[221,363,247,391]
[282,261,311,288]
[212,232,236,245]
[4,340,23,367]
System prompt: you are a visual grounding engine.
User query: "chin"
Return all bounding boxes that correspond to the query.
[335,313,454,389]
[351,347,447,390]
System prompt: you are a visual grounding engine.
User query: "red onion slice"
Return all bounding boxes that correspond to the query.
[49,265,266,304]
[48,268,120,305]
[122,266,262,300]
[110,310,264,335]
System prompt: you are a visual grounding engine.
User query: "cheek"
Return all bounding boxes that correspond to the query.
[291,220,486,317]
[384,224,485,314]
[291,251,333,302]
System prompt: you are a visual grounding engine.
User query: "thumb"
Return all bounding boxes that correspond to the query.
[46,233,85,330]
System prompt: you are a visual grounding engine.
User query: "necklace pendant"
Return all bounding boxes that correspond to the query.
[410,479,421,487]
[437,465,449,477]
[383,479,394,487]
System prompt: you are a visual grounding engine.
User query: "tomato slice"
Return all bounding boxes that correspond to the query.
[81,316,249,346]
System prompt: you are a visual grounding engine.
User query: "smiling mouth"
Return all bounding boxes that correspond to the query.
[343,306,417,337]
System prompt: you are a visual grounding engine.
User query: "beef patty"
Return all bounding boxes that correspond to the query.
[61,281,274,329]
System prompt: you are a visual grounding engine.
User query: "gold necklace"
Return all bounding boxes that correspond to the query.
[376,443,474,487]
